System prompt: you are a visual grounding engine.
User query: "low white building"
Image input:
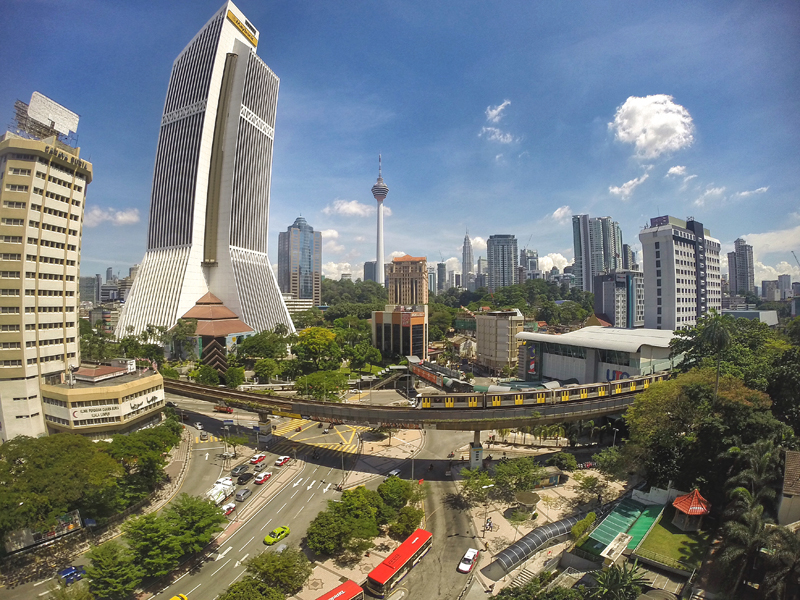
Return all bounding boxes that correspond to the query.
[516,326,678,385]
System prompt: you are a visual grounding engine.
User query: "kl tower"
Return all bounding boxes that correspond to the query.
[371,155,389,285]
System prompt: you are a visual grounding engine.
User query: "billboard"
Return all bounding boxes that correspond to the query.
[28,92,79,135]
[525,342,541,382]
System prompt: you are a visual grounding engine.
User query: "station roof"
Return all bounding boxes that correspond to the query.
[516,326,674,354]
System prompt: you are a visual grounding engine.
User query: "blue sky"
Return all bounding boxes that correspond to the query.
[3,0,798,286]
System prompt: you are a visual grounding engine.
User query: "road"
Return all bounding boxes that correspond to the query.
[15,393,484,600]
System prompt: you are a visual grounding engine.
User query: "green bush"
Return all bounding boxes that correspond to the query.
[389,505,424,538]
[570,511,596,539]
[160,365,179,379]
[546,452,578,472]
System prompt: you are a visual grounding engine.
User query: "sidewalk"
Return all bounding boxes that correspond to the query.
[343,428,425,488]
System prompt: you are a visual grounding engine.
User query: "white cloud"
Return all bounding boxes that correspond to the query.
[743,224,800,261]
[324,240,345,254]
[693,186,726,206]
[354,235,366,242]
[495,154,504,162]
[551,206,572,224]
[472,236,487,251]
[609,173,649,200]
[479,127,515,144]
[445,256,460,272]
[683,174,697,183]
[322,199,392,217]
[320,228,339,239]
[753,260,800,287]
[84,206,140,228]
[322,261,354,279]
[389,250,407,258]
[665,165,686,177]
[609,94,694,159]
[735,186,769,198]
[538,253,570,273]
[485,100,511,123]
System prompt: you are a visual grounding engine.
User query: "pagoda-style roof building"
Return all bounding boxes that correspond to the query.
[672,489,710,532]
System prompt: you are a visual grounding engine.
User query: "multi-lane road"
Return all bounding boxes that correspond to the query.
[13,391,487,600]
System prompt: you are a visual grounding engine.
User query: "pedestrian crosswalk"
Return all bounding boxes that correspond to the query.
[268,419,369,458]
[195,435,224,444]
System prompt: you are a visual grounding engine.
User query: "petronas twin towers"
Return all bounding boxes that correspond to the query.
[117,2,293,336]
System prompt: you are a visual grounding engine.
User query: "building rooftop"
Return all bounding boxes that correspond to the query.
[783,451,800,496]
[516,326,675,353]
[392,254,426,262]
[672,489,710,516]
[47,368,160,390]
[178,293,254,337]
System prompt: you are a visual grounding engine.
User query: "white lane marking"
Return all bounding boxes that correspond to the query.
[234,553,249,568]
[211,558,231,576]
[308,493,315,501]
[38,592,51,597]
[293,478,302,487]
[307,479,316,490]
[278,502,287,513]
[239,536,254,552]
[205,452,209,460]
[187,582,202,594]
[324,483,331,493]
[228,571,246,587]
[34,577,54,587]
[260,518,273,531]
[291,490,298,498]
[294,507,304,518]
[304,477,310,486]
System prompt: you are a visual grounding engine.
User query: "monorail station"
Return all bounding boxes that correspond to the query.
[515,326,679,385]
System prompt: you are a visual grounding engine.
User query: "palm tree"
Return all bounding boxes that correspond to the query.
[763,527,800,600]
[697,310,735,404]
[718,503,773,595]
[590,560,647,599]
[726,440,781,513]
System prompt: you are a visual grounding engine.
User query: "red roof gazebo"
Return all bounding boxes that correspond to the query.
[672,489,710,532]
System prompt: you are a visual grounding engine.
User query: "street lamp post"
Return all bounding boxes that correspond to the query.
[612,428,619,447]
[482,484,495,538]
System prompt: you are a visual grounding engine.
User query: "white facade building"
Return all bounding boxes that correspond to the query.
[117,2,292,337]
[0,94,90,441]
[639,216,722,331]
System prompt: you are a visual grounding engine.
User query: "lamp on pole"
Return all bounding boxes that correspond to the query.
[482,484,495,538]
[612,428,619,447]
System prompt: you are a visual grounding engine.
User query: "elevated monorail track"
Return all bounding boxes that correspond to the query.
[163,379,646,431]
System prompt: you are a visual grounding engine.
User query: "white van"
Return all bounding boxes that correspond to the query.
[385,469,401,480]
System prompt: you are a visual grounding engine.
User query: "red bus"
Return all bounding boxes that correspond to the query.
[313,580,364,600]
[365,529,432,597]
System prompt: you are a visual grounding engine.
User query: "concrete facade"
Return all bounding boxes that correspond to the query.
[476,310,524,373]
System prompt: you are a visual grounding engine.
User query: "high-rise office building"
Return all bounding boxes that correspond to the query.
[106,267,113,283]
[0,92,91,441]
[487,234,518,292]
[363,260,377,283]
[427,266,436,295]
[462,231,474,292]
[762,280,779,301]
[387,255,427,305]
[593,271,644,328]
[572,214,623,293]
[639,216,722,330]
[129,264,139,280]
[277,216,322,307]
[477,256,487,275]
[80,277,99,304]
[727,238,755,295]
[437,262,446,292]
[622,244,638,271]
[778,274,792,300]
[117,2,292,337]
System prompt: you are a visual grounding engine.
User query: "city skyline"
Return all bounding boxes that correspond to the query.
[2,1,798,289]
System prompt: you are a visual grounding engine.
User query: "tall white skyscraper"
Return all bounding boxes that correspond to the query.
[462,231,474,292]
[639,216,722,330]
[487,234,518,292]
[117,2,292,337]
[572,214,623,293]
[371,156,389,286]
[727,237,755,295]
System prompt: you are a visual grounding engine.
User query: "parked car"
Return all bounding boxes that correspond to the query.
[250,453,266,464]
[275,456,290,466]
[235,488,251,502]
[237,472,254,485]
[264,525,290,545]
[457,548,480,573]
[57,566,86,586]
[254,472,272,484]
[221,502,236,516]
[231,465,249,476]
[200,431,209,440]
[194,422,203,430]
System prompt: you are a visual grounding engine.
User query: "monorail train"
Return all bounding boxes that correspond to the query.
[413,371,669,410]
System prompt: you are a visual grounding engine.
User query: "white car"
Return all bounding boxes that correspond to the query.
[195,422,203,430]
[254,471,272,484]
[457,548,480,573]
[275,455,291,466]
[215,477,234,486]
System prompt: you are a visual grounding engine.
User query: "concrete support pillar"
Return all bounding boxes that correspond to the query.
[469,430,483,470]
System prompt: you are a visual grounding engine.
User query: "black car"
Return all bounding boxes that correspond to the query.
[231,465,249,476]
[237,472,254,485]
[165,401,177,408]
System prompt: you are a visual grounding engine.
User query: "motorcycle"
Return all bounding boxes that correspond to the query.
[296,426,302,432]
[428,463,434,472]
[447,451,455,458]
[317,423,323,428]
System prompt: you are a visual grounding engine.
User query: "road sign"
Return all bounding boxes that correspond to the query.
[253,426,260,431]
[223,419,234,425]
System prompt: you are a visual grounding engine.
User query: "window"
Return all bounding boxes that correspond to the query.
[1,289,20,296]
[656,279,661,287]
[1,218,24,226]
[9,168,31,176]
[655,251,660,258]
[655,242,660,249]
[656,260,661,268]
[1,236,22,243]
[3,201,26,209]
[656,270,661,277]
[657,298,662,305]
[657,317,662,324]
[0,271,20,278]
[657,307,662,314]
[1,306,20,314]
[5,184,29,192]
